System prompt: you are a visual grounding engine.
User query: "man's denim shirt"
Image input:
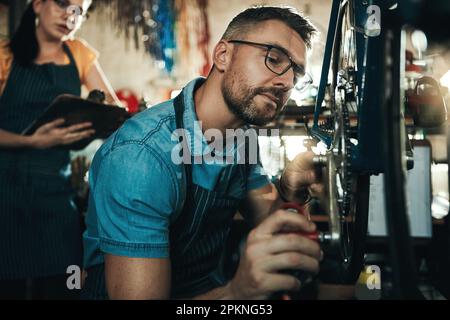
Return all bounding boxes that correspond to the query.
[83,77,270,268]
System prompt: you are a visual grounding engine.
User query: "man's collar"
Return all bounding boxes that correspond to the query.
[180,77,208,157]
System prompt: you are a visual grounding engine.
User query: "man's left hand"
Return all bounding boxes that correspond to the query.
[279,151,324,204]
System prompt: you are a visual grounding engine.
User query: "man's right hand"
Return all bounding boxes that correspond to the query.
[29,118,95,149]
[227,209,323,300]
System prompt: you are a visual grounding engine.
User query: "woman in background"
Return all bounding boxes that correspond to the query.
[0,0,120,299]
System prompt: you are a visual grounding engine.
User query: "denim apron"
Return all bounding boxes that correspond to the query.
[81,90,249,299]
[0,44,83,280]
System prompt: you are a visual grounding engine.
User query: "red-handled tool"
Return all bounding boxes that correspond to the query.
[277,202,321,300]
[279,202,320,241]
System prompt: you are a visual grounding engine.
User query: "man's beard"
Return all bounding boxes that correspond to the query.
[222,75,286,126]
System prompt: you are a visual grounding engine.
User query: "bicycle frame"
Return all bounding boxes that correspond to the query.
[310,0,385,174]
[309,0,425,298]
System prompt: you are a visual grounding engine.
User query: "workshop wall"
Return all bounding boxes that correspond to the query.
[0,5,7,39]
[76,0,332,105]
[0,1,332,104]
[2,1,448,105]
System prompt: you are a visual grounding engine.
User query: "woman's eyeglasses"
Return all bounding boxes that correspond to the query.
[52,0,85,17]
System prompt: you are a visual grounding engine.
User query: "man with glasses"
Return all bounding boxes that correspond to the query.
[82,5,322,300]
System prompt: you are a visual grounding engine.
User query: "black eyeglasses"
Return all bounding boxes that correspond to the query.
[52,0,85,16]
[228,39,313,92]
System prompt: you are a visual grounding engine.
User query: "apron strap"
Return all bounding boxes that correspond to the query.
[62,43,77,68]
[174,92,193,185]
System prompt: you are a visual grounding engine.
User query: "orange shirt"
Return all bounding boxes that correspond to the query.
[0,38,99,96]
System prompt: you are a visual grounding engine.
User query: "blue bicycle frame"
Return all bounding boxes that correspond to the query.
[310,0,386,174]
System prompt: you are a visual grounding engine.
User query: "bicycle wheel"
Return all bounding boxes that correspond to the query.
[319,0,370,284]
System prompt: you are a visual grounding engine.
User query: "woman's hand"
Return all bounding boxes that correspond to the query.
[29,118,95,149]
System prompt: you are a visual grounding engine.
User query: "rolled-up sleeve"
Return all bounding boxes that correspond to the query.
[91,142,179,259]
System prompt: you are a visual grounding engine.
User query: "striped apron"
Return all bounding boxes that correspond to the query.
[0,44,83,280]
[169,91,249,298]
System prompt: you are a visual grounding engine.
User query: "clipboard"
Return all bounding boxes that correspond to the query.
[22,94,130,150]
